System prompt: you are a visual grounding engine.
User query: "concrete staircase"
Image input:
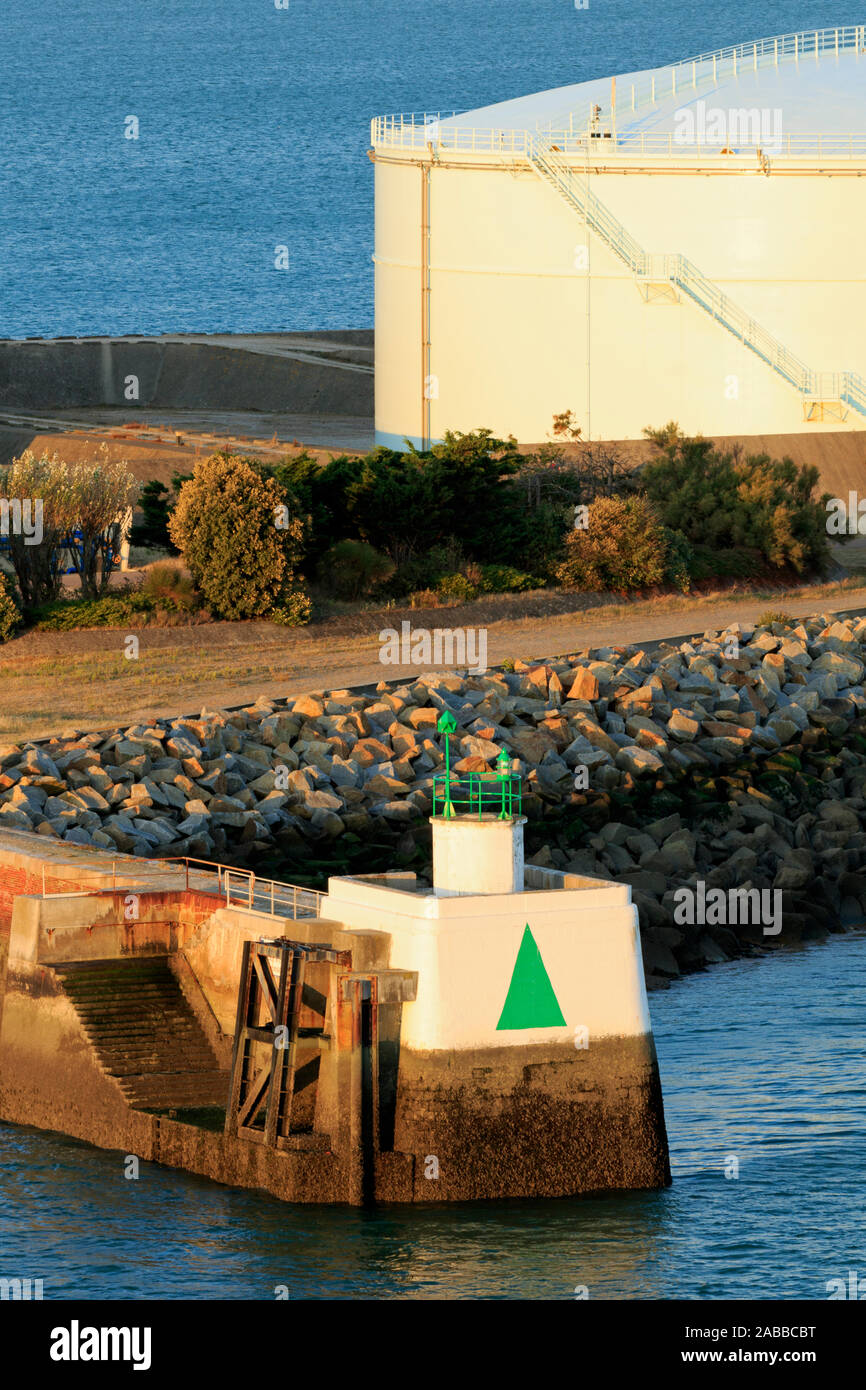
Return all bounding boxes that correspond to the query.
[54,958,229,1112]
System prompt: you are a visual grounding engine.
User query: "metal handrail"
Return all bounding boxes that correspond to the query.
[373,26,866,156]
[161,855,324,920]
[540,24,866,134]
[371,119,866,161]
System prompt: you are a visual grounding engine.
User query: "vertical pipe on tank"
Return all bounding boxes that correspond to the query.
[420,162,431,452]
[583,132,591,441]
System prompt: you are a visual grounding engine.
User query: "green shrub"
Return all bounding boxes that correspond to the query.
[687,544,764,583]
[436,572,478,604]
[32,592,157,631]
[383,554,441,598]
[270,589,313,626]
[379,542,466,600]
[0,572,21,642]
[168,453,310,620]
[319,539,395,600]
[556,495,672,593]
[478,564,545,594]
[641,432,832,574]
[141,562,200,611]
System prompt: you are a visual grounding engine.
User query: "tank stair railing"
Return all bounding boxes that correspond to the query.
[527,136,866,418]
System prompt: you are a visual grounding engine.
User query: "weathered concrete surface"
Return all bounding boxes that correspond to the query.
[0,961,153,1152]
[0,333,373,416]
[391,1035,670,1200]
[182,905,390,1035]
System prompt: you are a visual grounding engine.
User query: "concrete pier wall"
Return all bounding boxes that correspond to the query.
[0,828,670,1204]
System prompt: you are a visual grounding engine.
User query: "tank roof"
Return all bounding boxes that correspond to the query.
[444,26,866,139]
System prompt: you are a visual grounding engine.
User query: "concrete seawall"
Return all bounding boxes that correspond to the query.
[0,333,373,417]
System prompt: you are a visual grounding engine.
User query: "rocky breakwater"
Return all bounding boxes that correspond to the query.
[4,611,866,985]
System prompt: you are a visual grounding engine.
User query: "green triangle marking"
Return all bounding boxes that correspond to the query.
[496,924,566,1031]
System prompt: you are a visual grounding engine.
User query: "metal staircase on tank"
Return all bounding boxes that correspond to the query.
[527,137,866,422]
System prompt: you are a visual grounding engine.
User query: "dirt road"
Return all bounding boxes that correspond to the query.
[4,579,866,743]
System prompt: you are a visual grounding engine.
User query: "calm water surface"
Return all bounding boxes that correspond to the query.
[2,932,865,1300]
[1,0,863,336]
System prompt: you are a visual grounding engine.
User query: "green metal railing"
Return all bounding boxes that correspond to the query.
[432,768,522,820]
[433,710,522,818]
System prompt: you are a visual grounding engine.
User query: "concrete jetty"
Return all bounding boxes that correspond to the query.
[0,791,670,1204]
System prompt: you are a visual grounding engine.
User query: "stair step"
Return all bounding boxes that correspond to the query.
[56,957,227,1113]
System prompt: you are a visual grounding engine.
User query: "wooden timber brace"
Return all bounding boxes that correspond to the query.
[225,938,351,1149]
[226,936,418,1202]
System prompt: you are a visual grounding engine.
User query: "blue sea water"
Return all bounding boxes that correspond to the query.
[2,932,865,1300]
[1,0,862,338]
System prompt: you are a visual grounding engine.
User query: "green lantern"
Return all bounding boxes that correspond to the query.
[496,748,512,818]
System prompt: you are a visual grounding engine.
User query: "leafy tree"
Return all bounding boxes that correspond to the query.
[3,448,137,606]
[168,452,310,620]
[0,570,21,642]
[345,430,526,565]
[640,430,832,574]
[3,450,77,609]
[131,481,176,552]
[266,452,363,568]
[64,449,139,599]
[556,495,680,593]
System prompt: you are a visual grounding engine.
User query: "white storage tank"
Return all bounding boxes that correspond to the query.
[371,25,866,448]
